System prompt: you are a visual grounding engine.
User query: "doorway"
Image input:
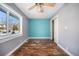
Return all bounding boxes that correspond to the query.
[50,16,59,44]
[52,21,54,41]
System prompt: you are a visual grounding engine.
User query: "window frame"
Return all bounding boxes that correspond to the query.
[0,4,23,43]
[0,7,8,35]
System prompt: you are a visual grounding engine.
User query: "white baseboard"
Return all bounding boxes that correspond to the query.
[28,37,51,39]
[6,39,28,56]
[57,44,73,56]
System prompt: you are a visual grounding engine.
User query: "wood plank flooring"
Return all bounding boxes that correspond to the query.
[11,39,68,56]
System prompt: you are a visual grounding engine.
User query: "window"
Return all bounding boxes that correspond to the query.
[9,13,20,34]
[0,8,7,35]
[0,4,22,40]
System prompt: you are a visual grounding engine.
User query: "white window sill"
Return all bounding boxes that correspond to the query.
[0,34,22,44]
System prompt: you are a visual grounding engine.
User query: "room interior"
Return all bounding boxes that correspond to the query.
[0,3,79,56]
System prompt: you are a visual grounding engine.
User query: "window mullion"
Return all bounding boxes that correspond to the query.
[6,11,9,34]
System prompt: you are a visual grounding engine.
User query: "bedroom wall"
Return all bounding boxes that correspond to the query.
[58,3,79,55]
[28,18,50,38]
[0,3,28,56]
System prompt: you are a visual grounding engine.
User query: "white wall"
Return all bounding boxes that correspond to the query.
[58,3,79,56]
[0,3,28,56]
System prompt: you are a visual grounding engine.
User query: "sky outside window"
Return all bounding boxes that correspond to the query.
[0,8,7,24]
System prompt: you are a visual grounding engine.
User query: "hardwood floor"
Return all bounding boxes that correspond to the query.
[11,39,68,56]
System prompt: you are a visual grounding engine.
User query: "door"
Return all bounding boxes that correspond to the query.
[54,17,59,44]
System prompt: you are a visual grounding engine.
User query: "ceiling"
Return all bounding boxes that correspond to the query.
[15,3,64,19]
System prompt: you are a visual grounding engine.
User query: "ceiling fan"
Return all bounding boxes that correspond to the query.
[28,3,56,12]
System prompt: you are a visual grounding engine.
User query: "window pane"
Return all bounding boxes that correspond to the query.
[9,13,20,34]
[0,8,7,35]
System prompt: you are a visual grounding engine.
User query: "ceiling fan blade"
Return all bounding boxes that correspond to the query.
[28,5,36,10]
[44,3,56,7]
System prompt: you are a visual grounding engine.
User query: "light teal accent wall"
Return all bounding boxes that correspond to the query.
[28,18,50,37]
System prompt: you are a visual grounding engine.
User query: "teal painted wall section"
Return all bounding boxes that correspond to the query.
[28,18,50,37]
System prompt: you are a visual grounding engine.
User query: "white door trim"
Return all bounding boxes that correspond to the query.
[50,15,59,44]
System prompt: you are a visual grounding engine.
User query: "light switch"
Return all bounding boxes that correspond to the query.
[64,26,68,30]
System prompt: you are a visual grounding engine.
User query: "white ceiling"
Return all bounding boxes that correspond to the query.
[15,3,64,19]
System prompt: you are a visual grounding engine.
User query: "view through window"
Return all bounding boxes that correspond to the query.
[0,6,21,36]
[9,13,20,34]
[0,8,7,35]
